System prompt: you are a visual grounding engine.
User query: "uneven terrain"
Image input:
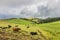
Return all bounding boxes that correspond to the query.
[0,18,60,40]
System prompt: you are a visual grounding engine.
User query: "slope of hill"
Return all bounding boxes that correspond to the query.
[0,18,60,40]
[38,21,60,40]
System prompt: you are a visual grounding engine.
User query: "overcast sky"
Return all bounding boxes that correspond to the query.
[0,0,60,19]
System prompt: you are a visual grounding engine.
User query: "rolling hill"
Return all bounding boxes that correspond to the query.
[0,18,60,40]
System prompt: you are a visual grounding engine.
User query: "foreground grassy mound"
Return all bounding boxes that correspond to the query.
[0,26,49,40]
[0,18,60,40]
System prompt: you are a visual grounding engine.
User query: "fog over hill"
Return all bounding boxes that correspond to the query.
[0,0,60,19]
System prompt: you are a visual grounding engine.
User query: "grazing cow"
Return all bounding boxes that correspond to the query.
[13,27,21,32]
[2,27,8,29]
[30,32,38,35]
[0,27,1,28]
[8,25,12,28]
[15,25,18,27]
[27,25,30,28]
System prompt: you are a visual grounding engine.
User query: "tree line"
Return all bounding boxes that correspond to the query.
[37,17,60,24]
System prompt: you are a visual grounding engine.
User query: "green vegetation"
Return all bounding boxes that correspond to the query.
[0,18,60,40]
[38,17,60,23]
[38,21,60,40]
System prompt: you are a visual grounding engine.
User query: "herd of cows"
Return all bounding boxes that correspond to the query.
[0,25,38,35]
[0,25,50,40]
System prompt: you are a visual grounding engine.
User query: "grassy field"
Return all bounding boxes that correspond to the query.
[0,18,60,40]
[38,21,60,40]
